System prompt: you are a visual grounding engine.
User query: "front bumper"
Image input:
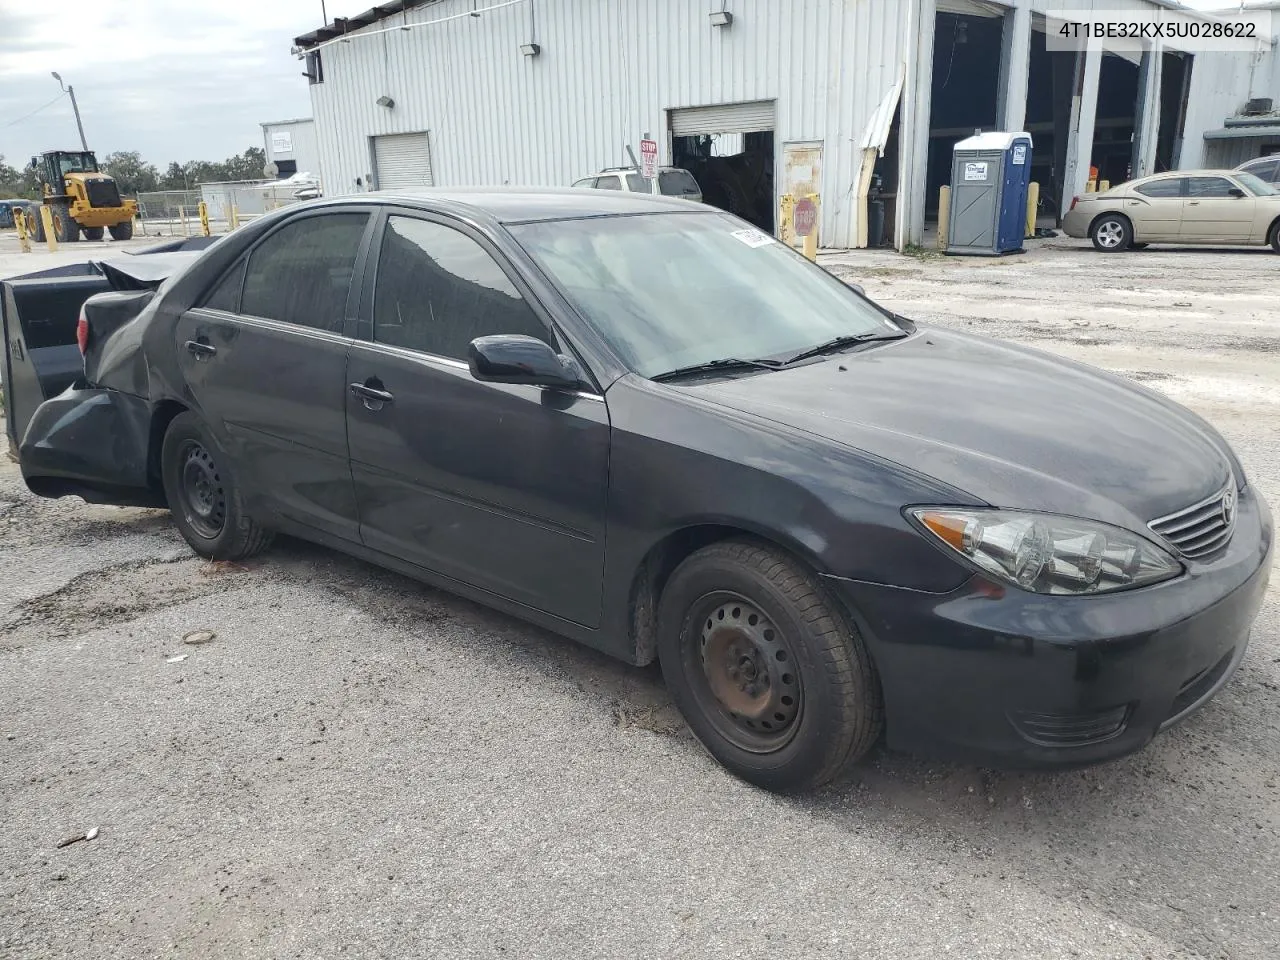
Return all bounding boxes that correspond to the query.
[828,487,1273,768]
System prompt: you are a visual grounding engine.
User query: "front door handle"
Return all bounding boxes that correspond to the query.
[185,338,217,359]
[1187,200,1201,206]
[350,380,394,410]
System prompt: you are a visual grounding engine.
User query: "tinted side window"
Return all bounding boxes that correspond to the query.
[626,173,647,191]
[241,213,369,332]
[201,260,246,312]
[1187,177,1235,198]
[594,176,622,190]
[659,170,701,197]
[571,177,597,189]
[373,216,549,360]
[1135,178,1184,198]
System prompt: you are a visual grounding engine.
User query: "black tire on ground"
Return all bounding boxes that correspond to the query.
[657,538,883,792]
[28,209,46,243]
[108,219,135,241]
[1130,242,1149,250]
[1090,213,1131,252]
[52,205,79,242]
[161,411,274,561]
[1269,221,1280,254]
[82,226,105,241]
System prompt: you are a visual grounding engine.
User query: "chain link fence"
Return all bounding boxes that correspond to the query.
[136,190,204,237]
[136,181,310,238]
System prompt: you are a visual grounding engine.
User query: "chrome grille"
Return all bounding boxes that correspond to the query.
[1149,483,1236,559]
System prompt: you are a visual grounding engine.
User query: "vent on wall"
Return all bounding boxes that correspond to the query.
[1244,98,1274,116]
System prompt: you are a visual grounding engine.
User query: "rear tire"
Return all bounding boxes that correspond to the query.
[657,539,883,792]
[1090,213,1131,252]
[161,412,274,561]
[1269,220,1280,254]
[82,226,105,241]
[52,205,79,242]
[108,219,134,241]
[29,209,46,243]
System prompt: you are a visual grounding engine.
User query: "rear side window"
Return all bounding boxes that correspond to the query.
[626,172,647,191]
[240,213,369,332]
[1134,178,1184,198]
[659,170,701,197]
[594,176,622,190]
[372,216,549,360]
[201,260,245,312]
[1187,177,1236,198]
[571,177,597,189]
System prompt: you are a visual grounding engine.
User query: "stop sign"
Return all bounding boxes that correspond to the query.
[794,197,817,237]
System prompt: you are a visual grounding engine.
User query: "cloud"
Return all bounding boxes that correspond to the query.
[0,0,366,167]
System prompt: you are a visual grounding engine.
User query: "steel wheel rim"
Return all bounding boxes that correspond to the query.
[685,592,803,754]
[1097,221,1123,248]
[179,440,226,539]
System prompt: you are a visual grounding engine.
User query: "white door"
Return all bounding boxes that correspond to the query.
[372,132,433,191]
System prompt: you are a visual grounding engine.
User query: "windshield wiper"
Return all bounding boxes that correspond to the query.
[780,332,905,367]
[650,357,783,383]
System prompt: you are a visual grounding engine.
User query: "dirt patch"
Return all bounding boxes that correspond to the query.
[0,556,250,647]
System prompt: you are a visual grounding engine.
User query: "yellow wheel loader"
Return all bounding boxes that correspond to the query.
[28,150,138,243]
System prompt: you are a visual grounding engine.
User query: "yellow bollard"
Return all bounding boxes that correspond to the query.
[779,193,795,246]
[14,209,32,253]
[198,200,211,237]
[1025,182,1040,239]
[1084,180,1097,193]
[937,185,951,251]
[39,205,58,252]
[1098,179,1110,193]
[229,204,240,231]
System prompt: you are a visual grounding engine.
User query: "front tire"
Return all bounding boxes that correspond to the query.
[161,412,273,560]
[108,219,134,241]
[1269,220,1280,254]
[52,205,79,242]
[657,539,882,792]
[83,226,105,241]
[1090,213,1131,252]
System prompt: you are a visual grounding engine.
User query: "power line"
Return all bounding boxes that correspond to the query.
[2,92,67,129]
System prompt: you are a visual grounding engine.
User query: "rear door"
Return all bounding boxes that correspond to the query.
[1181,175,1256,241]
[175,208,375,541]
[1126,177,1185,240]
[345,210,610,627]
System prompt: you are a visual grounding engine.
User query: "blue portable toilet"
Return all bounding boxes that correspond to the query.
[946,132,1033,256]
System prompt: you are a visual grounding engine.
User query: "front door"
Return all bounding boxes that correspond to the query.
[1180,175,1257,241]
[345,211,610,627]
[175,209,373,541]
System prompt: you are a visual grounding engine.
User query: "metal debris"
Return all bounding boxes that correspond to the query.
[166,654,189,663]
[55,827,99,849]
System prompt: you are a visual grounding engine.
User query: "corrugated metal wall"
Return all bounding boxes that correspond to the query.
[262,119,322,178]
[308,0,913,248]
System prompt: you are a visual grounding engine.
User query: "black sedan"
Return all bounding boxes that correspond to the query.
[11,189,1274,791]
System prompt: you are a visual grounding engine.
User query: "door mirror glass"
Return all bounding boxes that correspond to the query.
[468,335,584,389]
[1228,187,1246,198]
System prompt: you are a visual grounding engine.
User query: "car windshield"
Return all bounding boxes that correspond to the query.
[1235,171,1278,196]
[510,212,903,378]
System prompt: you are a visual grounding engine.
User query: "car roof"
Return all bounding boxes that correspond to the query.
[1136,169,1246,181]
[306,186,701,223]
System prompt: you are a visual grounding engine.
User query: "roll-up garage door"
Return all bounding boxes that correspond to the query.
[373,132,433,190]
[669,101,775,136]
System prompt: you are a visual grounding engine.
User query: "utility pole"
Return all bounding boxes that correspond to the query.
[321,0,328,23]
[51,72,88,151]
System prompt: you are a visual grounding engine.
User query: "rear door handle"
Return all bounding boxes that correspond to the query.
[350,381,394,407]
[185,339,217,359]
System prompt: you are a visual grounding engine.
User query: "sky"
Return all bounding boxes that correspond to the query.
[0,0,1249,172]
[0,0,368,169]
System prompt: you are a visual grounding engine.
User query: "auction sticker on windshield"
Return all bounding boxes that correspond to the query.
[731,228,776,248]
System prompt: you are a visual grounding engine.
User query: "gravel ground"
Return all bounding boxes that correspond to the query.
[2,235,1278,959]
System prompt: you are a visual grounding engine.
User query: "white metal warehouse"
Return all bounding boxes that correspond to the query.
[293,0,1277,250]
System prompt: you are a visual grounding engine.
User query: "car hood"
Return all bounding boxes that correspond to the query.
[685,328,1232,532]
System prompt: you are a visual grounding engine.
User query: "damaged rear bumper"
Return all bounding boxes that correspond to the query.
[19,387,164,507]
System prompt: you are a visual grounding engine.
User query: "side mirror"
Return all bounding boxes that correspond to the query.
[1228,187,1246,198]
[468,334,585,390]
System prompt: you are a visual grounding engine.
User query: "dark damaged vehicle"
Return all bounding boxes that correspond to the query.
[3,190,1272,791]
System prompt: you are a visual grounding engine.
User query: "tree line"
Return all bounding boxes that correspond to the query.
[0,146,268,200]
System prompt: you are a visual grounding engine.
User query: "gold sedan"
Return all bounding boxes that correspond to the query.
[1062,169,1280,253]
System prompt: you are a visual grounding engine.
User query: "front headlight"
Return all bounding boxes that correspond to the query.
[909,508,1183,595]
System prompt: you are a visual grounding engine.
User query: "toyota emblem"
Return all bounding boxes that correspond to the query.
[1222,487,1236,527]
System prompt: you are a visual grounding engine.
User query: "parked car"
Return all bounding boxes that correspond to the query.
[572,166,702,202]
[1236,155,1280,186]
[1063,169,1280,252]
[5,189,1272,791]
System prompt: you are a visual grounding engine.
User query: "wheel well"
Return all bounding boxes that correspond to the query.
[147,399,188,500]
[1090,210,1131,235]
[628,524,819,666]
[1268,215,1280,246]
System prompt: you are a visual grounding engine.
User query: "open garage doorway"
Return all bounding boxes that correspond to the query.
[1156,52,1193,172]
[669,101,776,233]
[1026,18,1077,225]
[924,5,1005,224]
[1093,52,1141,187]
